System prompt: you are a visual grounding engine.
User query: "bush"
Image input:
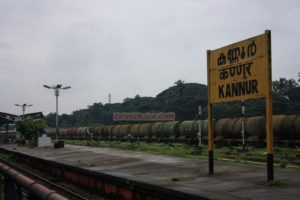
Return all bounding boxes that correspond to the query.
[16,119,47,147]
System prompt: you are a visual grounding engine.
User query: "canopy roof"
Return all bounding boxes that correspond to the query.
[0,112,17,126]
[0,112,44,126]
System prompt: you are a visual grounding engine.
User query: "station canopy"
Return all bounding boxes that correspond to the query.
[0,112,17,126]
[0,112,44,126]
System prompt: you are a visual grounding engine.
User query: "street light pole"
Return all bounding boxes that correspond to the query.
[15,103,33,120]
[55,88,59,141]
[43,84,71,141]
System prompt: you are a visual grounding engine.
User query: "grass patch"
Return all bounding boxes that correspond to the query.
[171,177,180,181]
[64,139,202,159]
[265,179,287,186]
[0,153,14,161]
[279,160,288,168]
[63,140,300,168]
[90,163,96,167]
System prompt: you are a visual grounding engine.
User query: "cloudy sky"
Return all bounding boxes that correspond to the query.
[1,0,299,115]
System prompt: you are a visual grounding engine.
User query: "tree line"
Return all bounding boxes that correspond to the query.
[45,78,300,127]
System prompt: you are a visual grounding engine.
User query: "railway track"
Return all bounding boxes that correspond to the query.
[0,159,103,200]
[0,146,209,200]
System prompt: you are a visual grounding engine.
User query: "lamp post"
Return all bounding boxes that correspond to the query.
[15,103,33,120]
[43,84,71,141]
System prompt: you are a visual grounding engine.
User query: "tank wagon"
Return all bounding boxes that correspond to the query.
[45,114,300,146]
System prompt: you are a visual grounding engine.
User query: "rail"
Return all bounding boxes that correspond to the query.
[0,159,88,200]
[0,147,210,200]
[0,162,68,200]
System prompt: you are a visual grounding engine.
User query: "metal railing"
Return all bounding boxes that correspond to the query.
[0,162,68,200]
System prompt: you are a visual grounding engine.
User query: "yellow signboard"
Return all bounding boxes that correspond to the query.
[208,32,270,103]
[207,31,273,181]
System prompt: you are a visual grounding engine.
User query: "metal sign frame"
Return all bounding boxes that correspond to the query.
[207,30,273,181]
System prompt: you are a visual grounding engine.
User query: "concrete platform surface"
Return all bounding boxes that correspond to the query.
[1,144,299,200]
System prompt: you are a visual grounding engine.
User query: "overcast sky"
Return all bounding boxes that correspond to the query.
[1,0,299,116]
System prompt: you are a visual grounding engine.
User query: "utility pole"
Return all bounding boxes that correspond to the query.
[108,93,111,104]
[43,84,71,141]
[197,105,202,153]
[241,100,245,149]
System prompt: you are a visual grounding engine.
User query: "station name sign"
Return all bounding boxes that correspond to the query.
[208,32,270,103]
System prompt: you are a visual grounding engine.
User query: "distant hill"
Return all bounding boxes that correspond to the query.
[155,82,208,120]
[45,78,300,127]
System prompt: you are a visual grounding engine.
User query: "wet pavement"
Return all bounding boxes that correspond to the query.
[1,144,299,200]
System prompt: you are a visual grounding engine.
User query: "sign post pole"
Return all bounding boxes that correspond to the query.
[208,103,213,175]
[265,30,273,181]
[207,50,214,175]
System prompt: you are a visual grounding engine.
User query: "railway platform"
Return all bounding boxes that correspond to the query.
[0,144,299,200]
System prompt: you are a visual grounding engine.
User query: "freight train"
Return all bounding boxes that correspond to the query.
[45,114,300,146]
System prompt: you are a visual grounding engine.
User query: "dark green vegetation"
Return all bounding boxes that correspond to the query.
[0,152,14,161]
[64,140,300,168]
[46,78,300,127]
[16,119,47,146]
[65,140,195,158]
[263,179,287,187]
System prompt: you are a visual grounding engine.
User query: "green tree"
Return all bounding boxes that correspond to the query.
[16,119,47,147]
[45,78,300,127]
[174,80,185,96]
[272,78,299,100]
[272,78,300,114]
